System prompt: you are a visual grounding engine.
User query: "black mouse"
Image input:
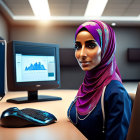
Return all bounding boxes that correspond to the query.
[0,107,57,127]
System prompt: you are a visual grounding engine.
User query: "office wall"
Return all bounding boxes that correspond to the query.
[0,12,9,40]
[9,24,76,48]
[114,27,140,81]
[9,24,140,88]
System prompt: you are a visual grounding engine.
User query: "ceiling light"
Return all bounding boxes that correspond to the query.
[111,22,116,26]
[28,0,50,20]
[85,0,108,17]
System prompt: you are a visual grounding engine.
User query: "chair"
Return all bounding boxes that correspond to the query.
[126,82,140,140]
[128,92,135,106]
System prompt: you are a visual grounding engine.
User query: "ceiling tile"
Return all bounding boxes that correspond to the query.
[71,0,88,16]
[48,0,71,16]
[3,0,34,16]
[102,0,140,16]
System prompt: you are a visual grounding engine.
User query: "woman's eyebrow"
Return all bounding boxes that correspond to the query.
[75,41,81,43]
[75,40,96,44]
[85,40,96,43]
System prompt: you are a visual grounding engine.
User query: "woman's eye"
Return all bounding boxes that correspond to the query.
[75,44,81,50]
[86,43,96,49]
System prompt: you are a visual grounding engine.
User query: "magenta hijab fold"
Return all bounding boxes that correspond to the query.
[75,20,122,115]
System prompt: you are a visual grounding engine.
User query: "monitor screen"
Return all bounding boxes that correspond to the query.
[16,54,55,82]
[7,41,61,103]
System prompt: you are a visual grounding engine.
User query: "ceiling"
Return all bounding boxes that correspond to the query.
[1,0,140,26]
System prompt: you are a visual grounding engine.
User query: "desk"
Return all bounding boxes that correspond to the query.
[0,90,87,140]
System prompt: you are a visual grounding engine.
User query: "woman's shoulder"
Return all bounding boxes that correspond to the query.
[106,80,127,94]
[105,80,130,101]
[104,80,132,113]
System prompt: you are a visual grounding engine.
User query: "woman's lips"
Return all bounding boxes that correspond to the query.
[79,61,91,67]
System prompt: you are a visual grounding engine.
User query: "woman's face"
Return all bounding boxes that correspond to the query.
[75,30,101,71]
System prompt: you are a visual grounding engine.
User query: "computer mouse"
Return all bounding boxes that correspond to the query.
[0,107,57,128]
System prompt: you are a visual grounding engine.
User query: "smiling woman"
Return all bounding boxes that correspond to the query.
[75,30,101,71]
[67,20,132,140]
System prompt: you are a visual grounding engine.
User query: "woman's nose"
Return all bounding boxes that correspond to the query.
[80,45,87,57]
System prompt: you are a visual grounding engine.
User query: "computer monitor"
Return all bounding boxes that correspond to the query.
[7,41,62,104]
[0,38,6,99]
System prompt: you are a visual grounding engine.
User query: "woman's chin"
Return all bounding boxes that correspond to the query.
[80,66,92,71]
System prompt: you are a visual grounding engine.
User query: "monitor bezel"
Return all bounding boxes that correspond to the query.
[8,41,60,91]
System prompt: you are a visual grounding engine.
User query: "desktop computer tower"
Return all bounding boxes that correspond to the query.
[0,39,6,99]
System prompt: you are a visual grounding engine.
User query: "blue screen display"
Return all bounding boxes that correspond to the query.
[16,54,56,82]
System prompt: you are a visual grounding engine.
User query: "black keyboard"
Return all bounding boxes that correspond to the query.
[21,108,55,121]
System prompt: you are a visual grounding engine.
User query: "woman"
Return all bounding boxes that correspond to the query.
[67,20,132,140]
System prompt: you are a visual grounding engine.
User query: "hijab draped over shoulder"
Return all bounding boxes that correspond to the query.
[75,20,122,116]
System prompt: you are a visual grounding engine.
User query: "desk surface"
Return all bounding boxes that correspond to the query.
[0,90,87,140]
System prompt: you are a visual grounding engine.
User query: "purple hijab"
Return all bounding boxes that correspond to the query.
[75,20,122,115]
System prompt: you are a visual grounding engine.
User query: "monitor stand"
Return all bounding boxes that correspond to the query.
[6,90,62,104]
